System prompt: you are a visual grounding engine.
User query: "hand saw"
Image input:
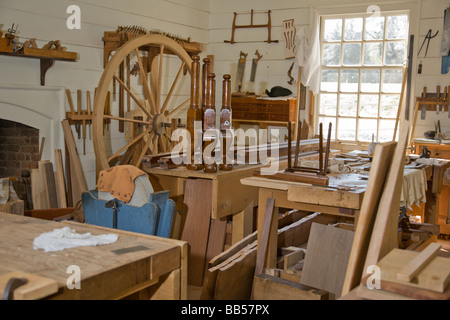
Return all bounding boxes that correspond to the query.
[235,51,247,92]
[250,50,263,82]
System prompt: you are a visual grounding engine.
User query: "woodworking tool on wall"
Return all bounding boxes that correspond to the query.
[420,87,427,120]
[235,51,247,92]
[250,49,263,82]
[437,85,441,114]
[418,29,438,58]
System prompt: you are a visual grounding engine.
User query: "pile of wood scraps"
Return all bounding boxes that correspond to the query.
[26,120,88,222]
[201,210,345,300]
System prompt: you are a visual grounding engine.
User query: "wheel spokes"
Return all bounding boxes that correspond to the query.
[113,74,153,120]
[107,127,152,163]
[134,48,157,115]
[161,61,186,115]
[167,98,190,118]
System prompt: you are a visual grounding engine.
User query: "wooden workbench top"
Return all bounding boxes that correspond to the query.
[0,212,186,299]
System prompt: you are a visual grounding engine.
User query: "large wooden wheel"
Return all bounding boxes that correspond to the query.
[93,34,194,170]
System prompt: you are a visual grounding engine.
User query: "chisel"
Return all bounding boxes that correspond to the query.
[436,85,441,114]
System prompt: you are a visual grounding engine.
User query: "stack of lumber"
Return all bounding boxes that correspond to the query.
[29,120,88,221]
[201,211,340,300]
[0,177,24,215]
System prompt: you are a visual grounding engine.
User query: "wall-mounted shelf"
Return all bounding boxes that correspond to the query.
[0,49,78,86]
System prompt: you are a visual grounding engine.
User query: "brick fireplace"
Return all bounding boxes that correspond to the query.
[0,85,66,207]
[0,119,40,179]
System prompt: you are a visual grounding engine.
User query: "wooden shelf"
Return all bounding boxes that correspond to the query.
[0,50,78,86]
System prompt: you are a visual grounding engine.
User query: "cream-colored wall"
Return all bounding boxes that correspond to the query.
[0,0,448,189]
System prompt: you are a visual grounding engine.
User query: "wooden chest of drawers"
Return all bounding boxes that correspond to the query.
[231,96,297,125]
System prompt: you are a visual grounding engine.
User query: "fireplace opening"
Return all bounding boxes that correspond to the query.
[0,119,40,209]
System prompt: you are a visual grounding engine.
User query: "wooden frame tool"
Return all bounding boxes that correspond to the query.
[224,10,279,44]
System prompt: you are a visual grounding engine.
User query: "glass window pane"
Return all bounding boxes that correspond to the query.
[344,18,363,41]
[324,19,342,41]
[363,42,383,65]
[380,94,400,118]
[319,94,337,116]
[379,119,396,142]
[382,69,403,92]
[386,15,408,39]
[323,43,341,66]
[385,41,406,65]
[360,94,379,117]
[339,94,357,117]
[365,16,385,40]
[361,70,380,92]
[321,70,339,92]
[343,43,361,65]
[337,118,356,141]
[319,117,336,140]
[358,119,378,142]
[340,70,359,92]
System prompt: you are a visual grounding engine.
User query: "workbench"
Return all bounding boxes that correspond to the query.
[0,212,187,300]
[145,162,287,286]
[240,173,367,269]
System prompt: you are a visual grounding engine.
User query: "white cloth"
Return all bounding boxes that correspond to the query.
[33,227,118,252]
[292,10,321,94]
[400,169,427,211]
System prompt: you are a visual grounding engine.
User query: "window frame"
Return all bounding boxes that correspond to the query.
[318,10,409,143]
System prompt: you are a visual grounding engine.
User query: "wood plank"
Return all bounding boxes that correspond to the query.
[287,184,363,210]
[374,248,450,293]
[363,125,410,270]
[54,149,67,208]
[396,242,442,283]
[31,166,48,210]
[61,119,88,205]
[203,218,227,281]
[180,178,212,286]
[341,142,397,296]
[300,222,354,298]
[253,273,329,300]
[213,242,257,300]
[254,198,275,276]
[40,161,58,209]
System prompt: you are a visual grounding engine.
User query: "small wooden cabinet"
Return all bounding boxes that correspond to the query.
[231,96,297,126]
[413,143,450,160]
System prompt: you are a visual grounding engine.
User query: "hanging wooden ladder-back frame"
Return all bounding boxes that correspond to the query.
[93,34,195,171]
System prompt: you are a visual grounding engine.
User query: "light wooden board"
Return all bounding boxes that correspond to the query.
[180,178,212,286]
[341,141,397,296]
[54,149,67,208]
[363,123,410,270]
[300,222,354,298]
[31,165,48,210]
[253,273,329,300]
[377,247,450,293]
[61,119,88,205]
[40,161,58,209]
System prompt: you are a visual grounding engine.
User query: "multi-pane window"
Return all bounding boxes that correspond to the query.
[318,12,409,142]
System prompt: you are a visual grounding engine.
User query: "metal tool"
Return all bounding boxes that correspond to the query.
[235,51,247,92]
[418,29,438,58]
[250,49,263,82]
[3,277,27,300]
[105,199,120,229]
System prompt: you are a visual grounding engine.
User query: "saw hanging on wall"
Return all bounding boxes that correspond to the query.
[249,50,262,82]
[235,51,247,92]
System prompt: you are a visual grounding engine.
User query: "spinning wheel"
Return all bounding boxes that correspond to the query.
[93,34,196,170]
